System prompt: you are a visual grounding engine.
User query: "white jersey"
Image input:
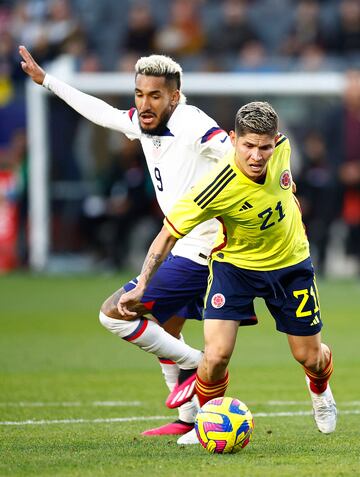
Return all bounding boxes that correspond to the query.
[43,74,233,264]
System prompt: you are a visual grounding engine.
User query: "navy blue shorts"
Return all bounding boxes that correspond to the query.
[204,257,322,336]
[123,254,208,324]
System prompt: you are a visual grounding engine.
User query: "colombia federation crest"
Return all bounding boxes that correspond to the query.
[280,169,292,190]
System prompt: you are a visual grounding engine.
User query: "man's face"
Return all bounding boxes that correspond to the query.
[230,130,276,182]
[135,74,179,135]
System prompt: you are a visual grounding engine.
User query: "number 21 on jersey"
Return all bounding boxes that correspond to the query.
[293,282,320,318]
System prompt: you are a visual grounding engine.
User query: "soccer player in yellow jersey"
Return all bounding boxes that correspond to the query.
[118,102,337,444]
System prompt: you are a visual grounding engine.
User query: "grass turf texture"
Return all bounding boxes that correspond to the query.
[0,274,359,477]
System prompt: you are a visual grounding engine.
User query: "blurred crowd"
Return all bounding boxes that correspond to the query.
[0,0,359,274]
[1,0,360,74]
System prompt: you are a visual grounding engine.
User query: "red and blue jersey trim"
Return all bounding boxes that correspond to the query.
[128,107,136,122]
[201,127,226,144]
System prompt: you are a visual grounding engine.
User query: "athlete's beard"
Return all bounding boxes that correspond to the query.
[138,108,172,136]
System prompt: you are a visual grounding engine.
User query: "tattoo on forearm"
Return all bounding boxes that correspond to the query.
[141,252,163,283]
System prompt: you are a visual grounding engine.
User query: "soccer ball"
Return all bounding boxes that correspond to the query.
[195,397,254,454]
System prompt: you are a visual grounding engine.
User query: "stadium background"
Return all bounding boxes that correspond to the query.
[0,0,359,276]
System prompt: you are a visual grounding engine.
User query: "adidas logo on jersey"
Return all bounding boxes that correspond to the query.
[239,201,253,211]
[310,315,320,326]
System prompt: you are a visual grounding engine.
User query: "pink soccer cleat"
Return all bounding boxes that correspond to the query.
[142,420,194,436]
[166,370,197,409]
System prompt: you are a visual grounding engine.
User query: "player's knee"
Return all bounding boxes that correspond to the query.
[99,310,113,331]
[99,311,136,339]
[98,310,128,333]
[100,289,124,319]
[204,348,231,375]
[100,298,116,317]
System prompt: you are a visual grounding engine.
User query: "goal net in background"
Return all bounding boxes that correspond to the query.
[26,71,346,274]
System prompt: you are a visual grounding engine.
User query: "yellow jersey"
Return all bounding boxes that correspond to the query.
[164,134,310,271]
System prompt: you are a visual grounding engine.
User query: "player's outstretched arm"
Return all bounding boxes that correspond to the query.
[19,45,131,133]
[118,226,178,318]
[19,45,45,85]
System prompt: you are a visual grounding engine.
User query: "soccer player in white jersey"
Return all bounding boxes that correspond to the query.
[19,46,238,436]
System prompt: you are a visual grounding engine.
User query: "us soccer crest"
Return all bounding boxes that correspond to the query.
[152,137,161,149]
[280,169,292,190]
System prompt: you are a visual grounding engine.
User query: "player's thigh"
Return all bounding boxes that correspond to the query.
[266,258,323,336]
[101,255,208,322]
[100,290,186,338]
[162,315,186,338]
[203,319,239,360]
[128,254,208,324]
[204,260,257,325]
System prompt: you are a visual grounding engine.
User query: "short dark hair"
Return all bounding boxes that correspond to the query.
[235,102,278,137]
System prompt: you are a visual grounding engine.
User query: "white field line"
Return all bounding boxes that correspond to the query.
[0,401,141,408]
[1,400,360,408]
[1,410,360,426]
[0,416,168,426]
[266,400,360,406]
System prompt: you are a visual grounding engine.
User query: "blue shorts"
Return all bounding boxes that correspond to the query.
[123,254,208,324]
[204,257,322,336]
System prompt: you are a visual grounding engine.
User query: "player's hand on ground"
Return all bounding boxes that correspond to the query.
[18,45,46,85]
[117,288,145,318]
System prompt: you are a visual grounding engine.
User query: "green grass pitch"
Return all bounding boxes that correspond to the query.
[1,273,359,476]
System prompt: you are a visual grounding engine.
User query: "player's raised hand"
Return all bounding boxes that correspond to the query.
[18,45,45,85]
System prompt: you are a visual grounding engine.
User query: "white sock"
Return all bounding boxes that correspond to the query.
[99,312,201,369]
[178,397,199,423]
[158,359,180,391]
[175,334,199,423]
[158,358,199,424]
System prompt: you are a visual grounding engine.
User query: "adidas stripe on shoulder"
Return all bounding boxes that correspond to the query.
[193,164,236,209]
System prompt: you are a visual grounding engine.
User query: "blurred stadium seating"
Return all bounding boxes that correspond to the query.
[0,0,359,275]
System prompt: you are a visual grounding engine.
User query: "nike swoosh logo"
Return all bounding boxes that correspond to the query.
[220,136,228,143]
